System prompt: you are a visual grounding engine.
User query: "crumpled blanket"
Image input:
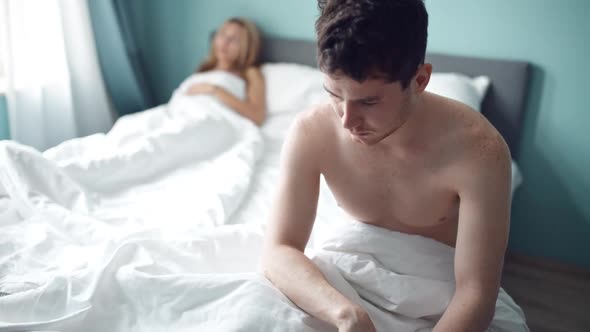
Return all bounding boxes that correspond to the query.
[310,220,529,331]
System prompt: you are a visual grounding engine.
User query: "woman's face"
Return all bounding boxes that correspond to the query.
[213,22,244,67]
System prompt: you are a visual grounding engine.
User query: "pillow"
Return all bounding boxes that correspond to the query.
[262,64,491,114]
[425,73,490,112]
[261,62,325,113]
[511,160,524,197]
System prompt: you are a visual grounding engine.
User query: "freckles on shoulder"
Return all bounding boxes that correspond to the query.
[473,130,510,165]
[444,118,512,189]
[460,129,512,192]
[449,107,509,163]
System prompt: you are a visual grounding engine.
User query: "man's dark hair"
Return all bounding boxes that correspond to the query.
[316,0,428,89]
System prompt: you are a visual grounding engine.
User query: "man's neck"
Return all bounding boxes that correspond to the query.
[373,95,427,152]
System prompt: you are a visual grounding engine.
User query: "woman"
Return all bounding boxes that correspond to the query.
[185,17,266,126]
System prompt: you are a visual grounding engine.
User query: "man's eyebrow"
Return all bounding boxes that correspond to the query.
[323,85,382,102]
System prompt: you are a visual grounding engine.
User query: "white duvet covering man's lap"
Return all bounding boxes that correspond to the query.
[311,221,529,332]
[0,220,527,332]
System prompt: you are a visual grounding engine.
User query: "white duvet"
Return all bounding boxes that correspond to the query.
[0,72,266,330]
[0,66,528,331]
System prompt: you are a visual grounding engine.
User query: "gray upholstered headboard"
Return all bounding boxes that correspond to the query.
[260,37,531,158]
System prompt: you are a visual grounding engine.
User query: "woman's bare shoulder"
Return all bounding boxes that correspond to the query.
[243,66,263,78]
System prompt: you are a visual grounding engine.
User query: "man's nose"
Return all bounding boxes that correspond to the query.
[340,101,360,130]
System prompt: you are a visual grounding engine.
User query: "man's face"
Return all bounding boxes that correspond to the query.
[323,71,413,146]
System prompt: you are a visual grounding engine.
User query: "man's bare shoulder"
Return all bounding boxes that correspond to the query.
[430,93,512,187]
[282,102,337,169]
[461,121,511,184]
[288,102,336,146]
[456,106,509,168]
[293,101,335,129]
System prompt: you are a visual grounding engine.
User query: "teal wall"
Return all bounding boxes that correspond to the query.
[0,96,9,140]
[125,0,317,103]
[427,1,590,269]
[129,0,590,268]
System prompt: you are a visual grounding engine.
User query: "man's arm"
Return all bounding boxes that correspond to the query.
[434,135,512,332]
[261,113,375,331]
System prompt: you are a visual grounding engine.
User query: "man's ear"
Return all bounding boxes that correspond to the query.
[413,63,432,93]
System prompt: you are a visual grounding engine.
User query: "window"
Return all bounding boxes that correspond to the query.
[0,1,6,92]
[0,51,5,92]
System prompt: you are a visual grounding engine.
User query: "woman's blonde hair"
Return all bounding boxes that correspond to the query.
[197,17,262,73]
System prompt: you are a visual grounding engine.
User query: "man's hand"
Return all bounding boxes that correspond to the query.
[336,305,377,332]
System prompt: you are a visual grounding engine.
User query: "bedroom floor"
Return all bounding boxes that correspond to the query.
[501,255,590,332]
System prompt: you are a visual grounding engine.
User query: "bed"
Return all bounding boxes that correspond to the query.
[0,37,531,331]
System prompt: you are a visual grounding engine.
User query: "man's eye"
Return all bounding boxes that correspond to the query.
[362,101,378,106]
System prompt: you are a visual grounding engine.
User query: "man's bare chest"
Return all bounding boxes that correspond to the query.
[321,148,460,244]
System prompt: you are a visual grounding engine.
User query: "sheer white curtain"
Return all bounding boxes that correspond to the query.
[0,0,114,151]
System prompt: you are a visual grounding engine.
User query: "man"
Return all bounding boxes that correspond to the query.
[262,0,513,331]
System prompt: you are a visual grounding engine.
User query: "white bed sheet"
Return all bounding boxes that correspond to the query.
[0,87,268,330]
[0,77,527,331]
